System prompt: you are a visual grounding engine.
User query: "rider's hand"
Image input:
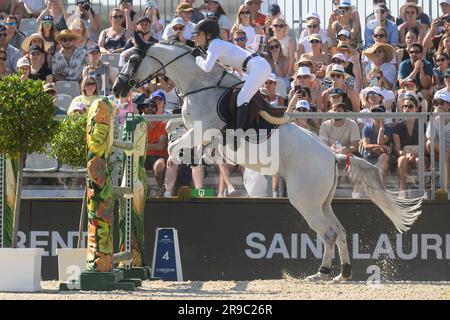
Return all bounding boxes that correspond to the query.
[191,47,203,57]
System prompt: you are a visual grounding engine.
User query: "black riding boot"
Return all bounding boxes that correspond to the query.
[235,103,249,130]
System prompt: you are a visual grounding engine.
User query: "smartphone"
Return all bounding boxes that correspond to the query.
[437,20,445,27]
[294,85,302,93]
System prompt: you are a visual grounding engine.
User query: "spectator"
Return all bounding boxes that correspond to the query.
[13,0,45,19]
[396,28,418,66]
[144,1,164,40]
[397,79,428,113]
[319,101,361,155]
[396,0,430,27]
[21,33,52,68]
[436,67,450,95]
[75,0,101,40]
[180,0,204,24]
[0,48,8,76]
[82,45,118,96]
[67,76,99,114]
[365,0,395,25]
[426,91,450,193]
[98,8,132,54]
[361,104,392,177]
[144,98,168,196]
[118,0,136,31]
[230,4,263,47]
[244,0,266,27]
[398,42,433,100]
[397,2,427,48]
[436,33,450,57]
[261,73,286,108]
[269,18,295,75]
[432,53,450,92]
[423,5,450,54]
[363,42,396,89]
[326,53,360,93]
[0,0,18,20]
[358,86,383,129]
[37,0,69,32]
[266,37,290,89]
[69,18,96,52]
[162,3,196,41]
[52,29,87,81]
[5,16,25,51]
[322,64,360,112]
[38,15,57,55]
[440,0,450,16]
[393,94,427,198]
[298,12,329,56]
[27,45,52,82]
[360,81,395,116]
[0,25,20,73]
[301,33,331,67]
[287,99,320,135]
[330,40,361,90]
[154,75,180,112]
[289,67,322,112]
[217,163,238,197]
[168,17,195,47]
[120,16,157,66]
[231,29,247,49]
[364,4,399,48]
[152,89,167,114]
[43,82,67,115]
[206,1,231,38]
[16,56,30,80]
[327,0,362,50]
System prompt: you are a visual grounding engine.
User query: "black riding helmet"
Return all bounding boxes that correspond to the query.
[193,19,221,41]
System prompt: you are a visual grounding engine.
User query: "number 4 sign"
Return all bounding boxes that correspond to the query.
[151,228,183,281]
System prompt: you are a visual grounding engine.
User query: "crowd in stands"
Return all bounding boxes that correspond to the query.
[1,0,449,199]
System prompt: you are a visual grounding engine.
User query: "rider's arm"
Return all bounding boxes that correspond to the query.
[195,41,221,73]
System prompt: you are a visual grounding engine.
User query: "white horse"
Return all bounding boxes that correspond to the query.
[113,39,422,282]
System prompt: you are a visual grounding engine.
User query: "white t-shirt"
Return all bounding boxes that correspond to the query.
[319,118,361,147]
[162,20,196,40]
[239,24,257,47]
[218,14,231,31]
[298,29,328,53]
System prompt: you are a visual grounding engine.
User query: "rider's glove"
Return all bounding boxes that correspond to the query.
[191,47,203,57]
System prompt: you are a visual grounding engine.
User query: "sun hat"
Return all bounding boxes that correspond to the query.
[295,100,311,111]
[176,3,194,13]
[293,56,317,72]
[305,12,320,21]
[296,66,316,80]
[330,41,352,56]
[399,2,423,18]
[308,33,322,42]
[55,29,79,43]
[331,53,347,62]
[43,82,56,93]
[326,64,350,80]
[364,42,395,63]
[21,33,50,52]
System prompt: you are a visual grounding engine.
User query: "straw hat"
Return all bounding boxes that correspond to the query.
[363,42,395,63]
[21,33,51,53]
[325,64,349,80]
[55,29,79,43]
[330,41,352,56]
[399,2,423,18]
[294,55,317,72]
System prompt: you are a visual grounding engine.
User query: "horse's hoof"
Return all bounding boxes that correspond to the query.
[305,272,330,282]
[331,274,351,283]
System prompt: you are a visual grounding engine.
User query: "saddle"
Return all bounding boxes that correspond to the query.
[217,84,288,138]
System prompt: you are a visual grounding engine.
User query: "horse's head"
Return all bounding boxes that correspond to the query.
[113,32,155,98]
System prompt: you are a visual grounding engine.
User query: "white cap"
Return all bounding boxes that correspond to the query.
[338,29,350,38]
[17,57,30,68]
[433,91,450,103]
[339,0,352,7]
[306,12,320,21]
[171,17,185,26]
[295,100,311,111]
[296,66,316,80]
[268,73,277,81]
[367,86,383,97]
[440,0,450,5]
[332,53,347,62]
[331,64,345,73]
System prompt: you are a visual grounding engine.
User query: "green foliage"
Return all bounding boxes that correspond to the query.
[0,74,59,157]
[49,114,87,167]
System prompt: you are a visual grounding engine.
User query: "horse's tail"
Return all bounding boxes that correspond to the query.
[338,154,422,233]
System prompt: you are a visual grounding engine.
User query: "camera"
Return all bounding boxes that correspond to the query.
[335,9,347,16]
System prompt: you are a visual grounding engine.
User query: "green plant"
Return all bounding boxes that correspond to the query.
[49,114,87,167]
[0,74,59,247]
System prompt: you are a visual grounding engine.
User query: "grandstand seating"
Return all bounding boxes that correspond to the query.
[101,53,121,69]
[55,81,81,98]
[23,152,58,173]
[55,94,73,112]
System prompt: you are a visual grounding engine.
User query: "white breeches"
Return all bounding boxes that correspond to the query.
[237,56,272,107]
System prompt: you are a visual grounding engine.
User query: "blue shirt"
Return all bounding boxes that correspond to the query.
[364,20,399,48]
[398,59,433,89]
[362,122,393,144]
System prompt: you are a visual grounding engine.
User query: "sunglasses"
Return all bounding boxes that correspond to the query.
[6,22,17,27]
[307,24,319,29]
[296,75,311,79]
[30,51,42,56]
[272,24,286,28]
[402,104,416,109]
[234,36,246,42]
[433,100,445,107]
[331,59,344,64]
[405,11,416,15]
[0,57,6,61]
[112,15,123,19]
[409,50,421,54]
[0,33,7,37]
[61,37,74,42]
[368,92,381,97]
[373,34,386,38]
[85,82,96,86]
[296,108,309,112]
[269,44,280,50]
[436,58,447,63]
[310,39,321,44]
[265,80,276,85]
[43,21,53,25]
[298,62,312,68]
[173,26,184,31]
[239,11,251,15]
[330,73,342,79]
[376,9,387,14]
